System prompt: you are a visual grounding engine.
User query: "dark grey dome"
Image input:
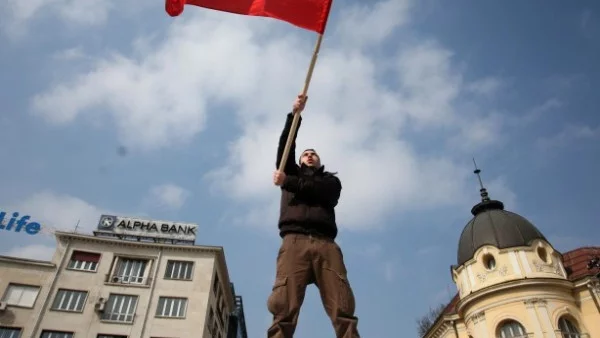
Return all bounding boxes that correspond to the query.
[456,199,547,266]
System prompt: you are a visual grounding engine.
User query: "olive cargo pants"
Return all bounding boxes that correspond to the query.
[266,233,360,338]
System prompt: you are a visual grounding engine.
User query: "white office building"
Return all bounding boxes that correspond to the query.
[0,214,247,338]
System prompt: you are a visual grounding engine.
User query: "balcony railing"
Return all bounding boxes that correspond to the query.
[105,274,152,286]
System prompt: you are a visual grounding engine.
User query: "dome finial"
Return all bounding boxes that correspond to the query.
[472,158,490,202]
[469,159,504,216]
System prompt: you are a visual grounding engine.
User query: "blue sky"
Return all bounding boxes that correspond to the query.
[1,0,599,337]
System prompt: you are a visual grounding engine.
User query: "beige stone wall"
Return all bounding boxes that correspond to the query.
[0,233,234,338]
[0,258,56,338]
[37,237,221,338]
[456,321,471,338]
[147,249,216,338]
[426,283,600,338]
[453,240,566,298]
[428,239,600,338]
[460,284,597,337]
[428,319,471,338]
[572,284,600,338]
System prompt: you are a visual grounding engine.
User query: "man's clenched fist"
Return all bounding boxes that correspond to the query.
[273,170,286,186]
[293,94,307,113]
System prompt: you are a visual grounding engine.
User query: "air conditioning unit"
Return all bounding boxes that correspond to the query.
[0,301,7,311]
[94,298,106,312]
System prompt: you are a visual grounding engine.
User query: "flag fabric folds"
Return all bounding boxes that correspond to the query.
[165,0,333,34]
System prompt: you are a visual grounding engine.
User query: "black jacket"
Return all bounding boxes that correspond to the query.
[275,112,341,239]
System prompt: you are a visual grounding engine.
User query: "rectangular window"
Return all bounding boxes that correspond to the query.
[51,289,87,312]
[101,294,138,323]
[164,260,193,280]
[217,310,224,328]
[212,274,219,294]
[208,308,215,333]
[40,331,73,338]
[97,335,128,338]
[110,257,149,284]
[216,295,227,329]
[2,284,40,308]
[67,250,100,272]
[155,297,187,318]
[0,327,22,338]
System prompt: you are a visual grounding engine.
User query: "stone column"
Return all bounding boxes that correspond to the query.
[524,298,544,337]
[533,298,554,337]
[471,311,488,338]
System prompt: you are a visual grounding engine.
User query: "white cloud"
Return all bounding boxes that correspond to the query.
[485,176,518,209]
[430,285,455,305]
[466,77,502,97]
[537,124,599,150]
[9,190,108,233]
[1,191,110,260]
[383,261,394,282]
[5,244,55,261]
[451,111,506,151]
[1,0,116,38]
[147,184,190,210]
[517,98,562,125]
[52,46,86,61]
[29,0,516,232]
[333,0,412,49]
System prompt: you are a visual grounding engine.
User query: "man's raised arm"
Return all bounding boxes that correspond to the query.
[275,95,307,174]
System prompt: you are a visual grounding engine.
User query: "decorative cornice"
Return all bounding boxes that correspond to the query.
[457,278,573,314]
[475,264,510,284]
[467,293,574,320]
[0,255,56,268]
[587,280,600,294]
[572,276,600,289]
[469,311,485,324]
[532,259,564,277]
[524,297,545,304]
[56,231,222,253]
[523,297,547,308]
[430,318,453,338]
[424,313,465,338]
[454,243,553,272]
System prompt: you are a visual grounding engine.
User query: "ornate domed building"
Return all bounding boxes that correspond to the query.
[422,167,600,338]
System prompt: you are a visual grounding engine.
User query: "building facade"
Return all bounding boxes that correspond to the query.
[423,175,600,338]
[226,284,247,338]
[0,214,247,338]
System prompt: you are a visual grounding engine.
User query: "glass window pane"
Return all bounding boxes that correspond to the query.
[0,327,22,338]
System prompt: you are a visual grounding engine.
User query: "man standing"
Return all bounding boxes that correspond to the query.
[268,94,360,338]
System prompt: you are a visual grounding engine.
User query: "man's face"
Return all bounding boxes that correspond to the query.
[300,149,321,167]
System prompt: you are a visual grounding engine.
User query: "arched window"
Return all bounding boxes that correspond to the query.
[558,317,581,338]
[497,320,528,338]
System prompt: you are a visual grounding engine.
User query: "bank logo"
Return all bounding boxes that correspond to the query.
[98,215,116,230]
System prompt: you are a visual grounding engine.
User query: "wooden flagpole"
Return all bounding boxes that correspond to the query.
[277,33,324,172]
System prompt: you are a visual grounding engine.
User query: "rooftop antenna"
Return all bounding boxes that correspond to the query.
[472,158,490,202]
[74,219,80,233]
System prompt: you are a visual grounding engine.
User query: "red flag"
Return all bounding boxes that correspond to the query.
[165,0,333,34]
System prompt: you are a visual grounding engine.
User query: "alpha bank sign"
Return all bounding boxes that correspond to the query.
[97,214,198,241]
